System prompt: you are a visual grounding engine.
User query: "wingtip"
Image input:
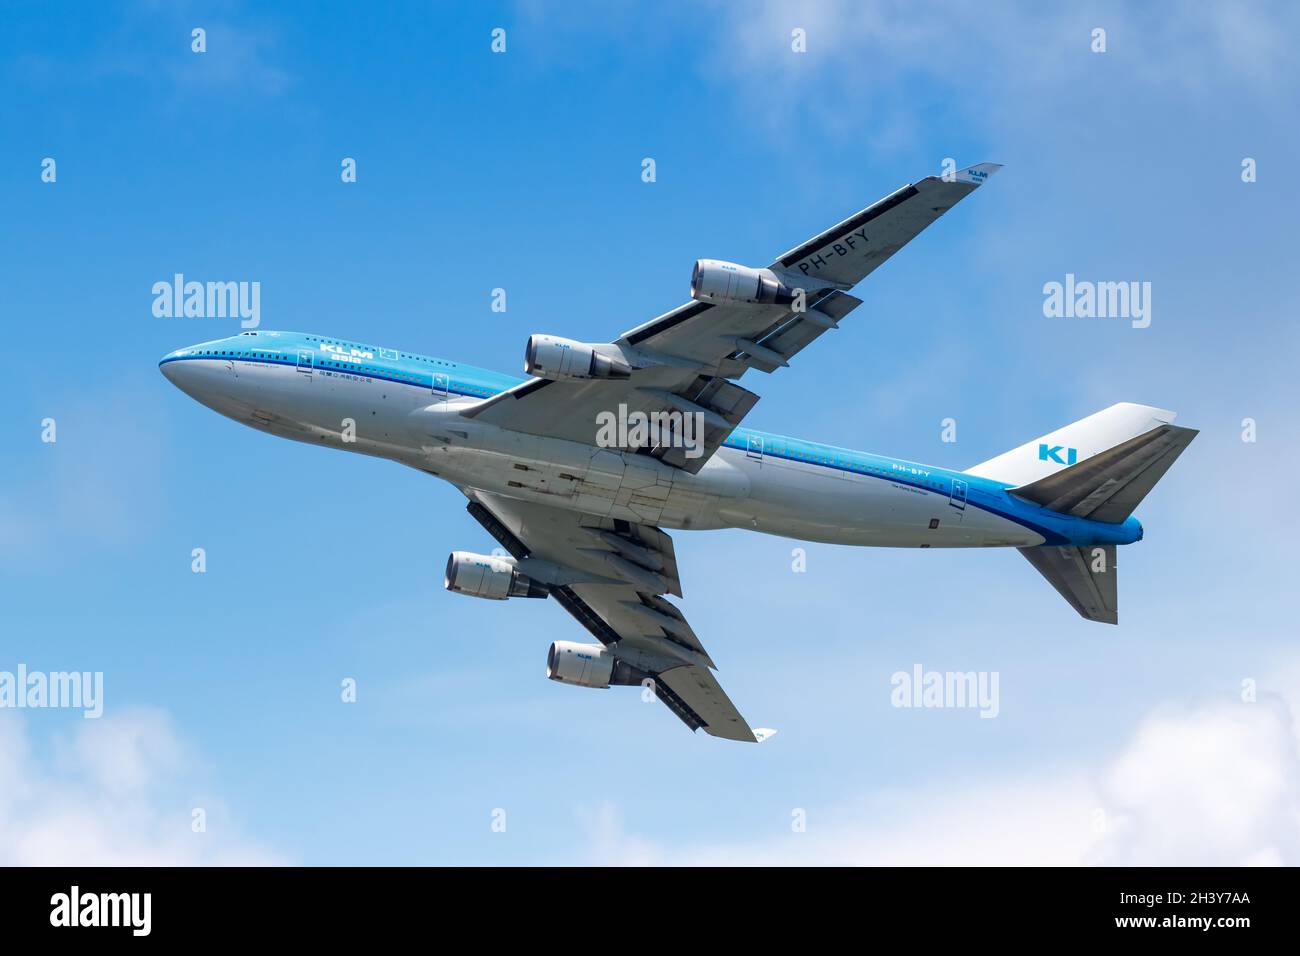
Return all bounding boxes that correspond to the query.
[752,727,778,743]
[959,162,1003,184]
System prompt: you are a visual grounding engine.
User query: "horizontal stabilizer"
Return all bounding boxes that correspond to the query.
[1011,424,1198,523]
[1019,544,1118,624]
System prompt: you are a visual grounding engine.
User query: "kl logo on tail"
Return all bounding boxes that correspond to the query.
[1038,443,1078,465]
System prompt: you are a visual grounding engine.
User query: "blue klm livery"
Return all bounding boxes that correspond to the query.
[162,330,1142,551]
[162,163,1197,742]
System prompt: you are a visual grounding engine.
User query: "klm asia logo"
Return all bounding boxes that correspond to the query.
[1038,443,1078,465]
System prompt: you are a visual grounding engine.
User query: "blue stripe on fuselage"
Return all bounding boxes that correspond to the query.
[160,330,1142,548]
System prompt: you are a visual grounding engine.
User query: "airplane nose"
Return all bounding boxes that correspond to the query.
[160,351,183,384]
[160,347,205,390]
[160,341,243,408]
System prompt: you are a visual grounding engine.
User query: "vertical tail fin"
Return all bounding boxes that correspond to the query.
[998,405,1198,625]
[966,402,1177,486]
[1010,423,1198,523]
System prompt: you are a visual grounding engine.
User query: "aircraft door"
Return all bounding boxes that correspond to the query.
[949,477,968,511]
[432,373,449,401]
[746,434,763,461]
[296,350,313,376]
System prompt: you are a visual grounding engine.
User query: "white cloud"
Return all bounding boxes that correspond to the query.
[583,775,1099,866]
[1091,699,1300,865]
[705,0,1300,141]
[0,709,285,866]
[583,694,1300,865]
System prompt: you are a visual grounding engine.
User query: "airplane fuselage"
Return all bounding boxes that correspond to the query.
[161,330,1142,551]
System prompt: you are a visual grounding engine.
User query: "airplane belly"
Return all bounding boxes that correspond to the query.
[421,426,692,526]
[401,417,762,530]
[170,350,1047,551]
[716,448,1041,548]
[204,367,1045,549]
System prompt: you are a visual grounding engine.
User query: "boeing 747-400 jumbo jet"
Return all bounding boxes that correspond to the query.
[161,163,1196,742]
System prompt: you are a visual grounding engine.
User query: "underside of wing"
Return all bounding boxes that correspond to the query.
[653,663,766,742]
[464,287,863,474]
[463,164,998,474]
[463,363,763,475]
[619,163,1000,364]
[460,489,769,742]
[462,287,860,475]
[618,287,864,372]
[770,163,1000,286]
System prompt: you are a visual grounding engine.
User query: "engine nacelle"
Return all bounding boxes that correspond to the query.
[444,551,548,600]
[524,335,631,381]
[546,641,614,688]
[690,259,798,307]
[546,641,651,689]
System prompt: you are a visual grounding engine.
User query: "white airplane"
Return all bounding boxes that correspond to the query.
[161,163,1196,742]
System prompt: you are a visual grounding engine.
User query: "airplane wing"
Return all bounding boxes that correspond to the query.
[462,488,771,742]
[466,163,1001,472]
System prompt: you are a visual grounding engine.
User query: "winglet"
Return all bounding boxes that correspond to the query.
[955,162,1002,186]
[752,727,778,743]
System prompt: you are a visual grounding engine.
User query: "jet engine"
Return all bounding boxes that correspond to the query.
[689,259,798,307]
[524,335,631,381]
[444,551,548,600]
[546,641,650,689]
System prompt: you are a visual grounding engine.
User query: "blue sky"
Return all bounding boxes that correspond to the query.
[3,0,1299,864]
